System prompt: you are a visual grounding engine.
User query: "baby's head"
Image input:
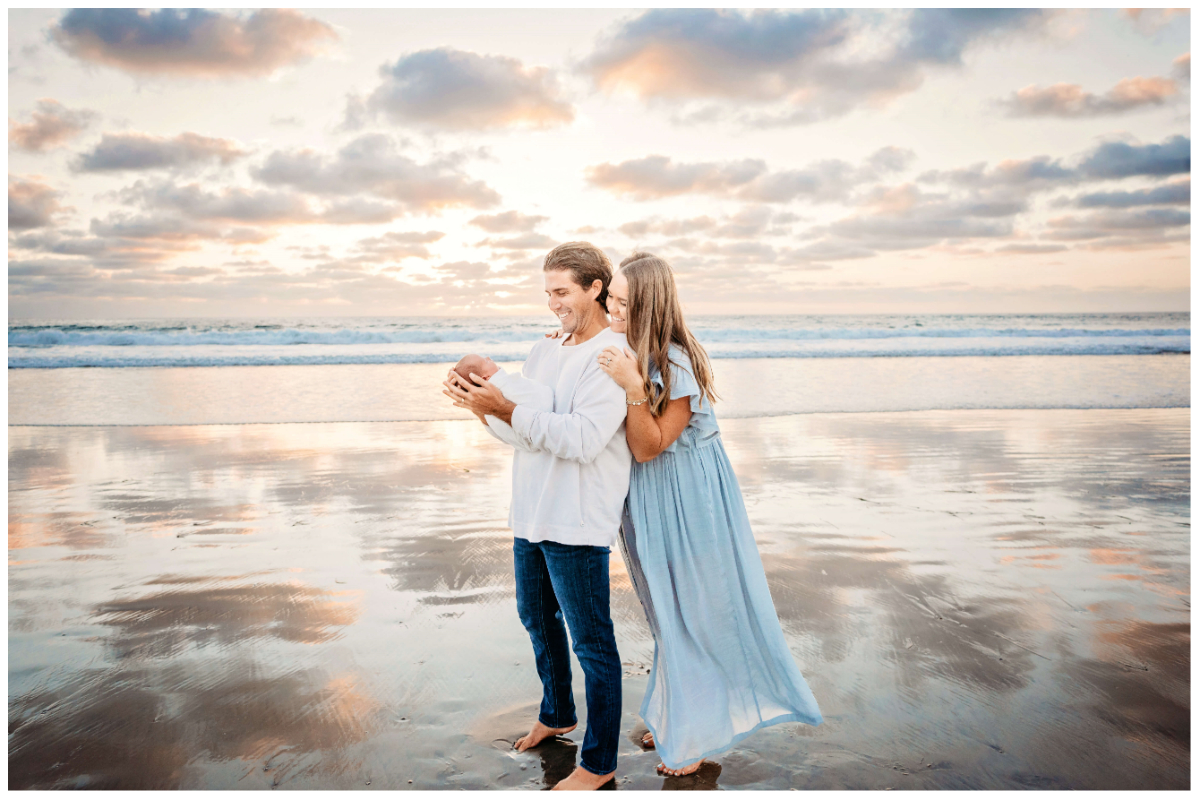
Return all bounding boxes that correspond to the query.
[454,353,499,386]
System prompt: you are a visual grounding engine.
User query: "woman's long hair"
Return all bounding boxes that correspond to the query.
[619,252,718,417]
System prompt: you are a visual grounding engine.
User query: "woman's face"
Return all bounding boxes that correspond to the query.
[606,270,629,334]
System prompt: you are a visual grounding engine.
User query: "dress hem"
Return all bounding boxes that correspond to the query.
[641,709,824,771]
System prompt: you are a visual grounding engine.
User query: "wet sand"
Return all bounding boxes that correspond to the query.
[8,409,1189,789]
[9,353,1189,425]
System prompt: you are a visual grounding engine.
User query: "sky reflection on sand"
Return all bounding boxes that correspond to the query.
[8,354,1189,425]
[8,409,1189,789]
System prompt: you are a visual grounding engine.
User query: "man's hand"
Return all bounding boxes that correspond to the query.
[443,370,518,425]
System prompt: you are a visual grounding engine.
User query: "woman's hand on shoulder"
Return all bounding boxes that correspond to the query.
[598,346,644,395]
[544,329,564,339]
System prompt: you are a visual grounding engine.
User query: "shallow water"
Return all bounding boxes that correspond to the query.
[8,410,1190,789]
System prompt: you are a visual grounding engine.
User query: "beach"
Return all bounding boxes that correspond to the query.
[9,405,1189,789]
[9,1,1193,788]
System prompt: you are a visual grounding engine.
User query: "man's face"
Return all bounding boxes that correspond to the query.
[545,269,600,335]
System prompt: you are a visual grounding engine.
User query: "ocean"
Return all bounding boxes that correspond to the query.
[8,312,1190,425]
[8,312,1189,368]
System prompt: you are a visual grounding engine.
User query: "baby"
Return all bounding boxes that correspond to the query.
[452,354,553,451]
[452,353,500,387]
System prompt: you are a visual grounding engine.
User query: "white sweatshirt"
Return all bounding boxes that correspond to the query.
[486,328,632,548]
[484,367,554,452]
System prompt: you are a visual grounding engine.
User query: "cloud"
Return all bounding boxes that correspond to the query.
[160,265,226,279]
[1173,52,1190,82]
[827,183,1017,249]
[1074,180,1190,208]
[586,155,763,199]
[102,171,464,243]
[1001,76,1179,117]
[1123,8,1189,33]
[116,181,316,225]
[10,228,199,269]
[12,230,120,257]
[357,47,574,131]
[1044,207,1190,242]
[1077,135,1191,180]
[583,9,852,101]
[610,239,838,285]
[469,210,548,233]
[87,213,227,242]
[587,146,914,202]
[85,190,387,256]
[618,206,797,240]
[9,259,101,288]
[8,222,554,313]
[923,135,1190,191]
[582,9,1049,125]
[71,136,499,257]
[866,146,918,173]
[347,230,446,263]
[475,233,558,250]
[430,260,497,283]
[993,243,1069,254]
[85,214,267,245]
[50,8,337,78]
[9,177,69,230]
[253,134,500,212]
[804,138,1191,258]
[782,240,876,262]
[316,197,409,225]
[899,9,1049,65]
[9,99,97,152]
[73,132,248,172]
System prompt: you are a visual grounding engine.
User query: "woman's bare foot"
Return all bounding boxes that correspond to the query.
[514,719,577,752]
[640,731,655,749]
[552,766,616,790]
[656,759,704,777]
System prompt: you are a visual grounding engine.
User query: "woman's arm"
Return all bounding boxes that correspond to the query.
[598,346,693,463]
[625,395,693,463]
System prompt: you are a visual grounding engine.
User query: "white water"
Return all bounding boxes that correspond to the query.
[9,313,1189,368]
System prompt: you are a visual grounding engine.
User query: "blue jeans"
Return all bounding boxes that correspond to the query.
[513,537,622,776]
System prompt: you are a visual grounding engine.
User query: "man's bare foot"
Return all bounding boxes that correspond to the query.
[656,760,704,777]
[514,719,576,752]
[640,731,655,749]
[552,766,615,790]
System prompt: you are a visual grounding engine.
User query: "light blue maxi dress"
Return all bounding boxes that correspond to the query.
[618,347,823,770]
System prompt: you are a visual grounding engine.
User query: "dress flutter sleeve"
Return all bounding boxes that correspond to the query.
[649,348,707,414]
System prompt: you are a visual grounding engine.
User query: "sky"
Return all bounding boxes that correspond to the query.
[7,8,1192,319]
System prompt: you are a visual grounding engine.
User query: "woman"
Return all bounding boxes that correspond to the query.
[597,253,823,777]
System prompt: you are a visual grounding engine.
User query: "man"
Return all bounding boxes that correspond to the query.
[443,242,632,791]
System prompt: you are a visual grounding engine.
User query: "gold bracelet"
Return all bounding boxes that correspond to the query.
[627,394,648,406]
